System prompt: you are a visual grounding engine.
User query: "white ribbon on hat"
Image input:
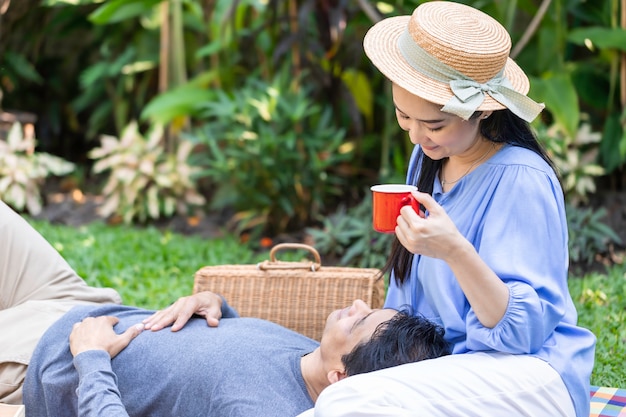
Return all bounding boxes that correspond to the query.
[397,30,544,122]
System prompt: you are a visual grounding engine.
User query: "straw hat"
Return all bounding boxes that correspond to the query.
[363,1,543,121]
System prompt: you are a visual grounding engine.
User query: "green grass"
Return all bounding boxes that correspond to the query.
[569,266,626,388]
[29,218,268,309]
[28,217,626,388]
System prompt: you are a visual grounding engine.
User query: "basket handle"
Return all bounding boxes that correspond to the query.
[257,243,322,271]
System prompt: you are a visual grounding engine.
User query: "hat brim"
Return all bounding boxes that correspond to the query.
[363,16,530,112]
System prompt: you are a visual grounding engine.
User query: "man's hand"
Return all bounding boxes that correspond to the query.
[142,291,223,332]
[70,316,144,358]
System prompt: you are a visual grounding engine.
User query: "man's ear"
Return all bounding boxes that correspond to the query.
[327,369,347,384]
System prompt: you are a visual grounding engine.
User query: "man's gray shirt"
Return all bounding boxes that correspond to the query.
[23,304,318,416]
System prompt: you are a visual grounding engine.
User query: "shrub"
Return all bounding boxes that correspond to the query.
[0,122,74,214]
[188,69,351,236]
[567,204,622,266]
[89,121,205,223]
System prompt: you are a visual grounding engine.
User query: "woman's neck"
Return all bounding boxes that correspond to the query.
[440,139,500,190]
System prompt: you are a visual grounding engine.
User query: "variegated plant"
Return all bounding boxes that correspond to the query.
[537,121,605,206]
[0,122,75,214]
[89,121,205,223]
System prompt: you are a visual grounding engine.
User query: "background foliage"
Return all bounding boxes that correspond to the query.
[1,0,625,253]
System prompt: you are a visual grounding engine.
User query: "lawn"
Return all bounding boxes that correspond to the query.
[568,266,626,388]
[28,217,626,389]
[28,218,267,309]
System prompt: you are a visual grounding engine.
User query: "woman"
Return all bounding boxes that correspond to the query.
[309,2,596,416]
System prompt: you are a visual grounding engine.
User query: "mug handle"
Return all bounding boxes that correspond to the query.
[400,194,426,218]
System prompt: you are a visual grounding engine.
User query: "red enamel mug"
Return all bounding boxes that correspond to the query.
[371,184,419,233]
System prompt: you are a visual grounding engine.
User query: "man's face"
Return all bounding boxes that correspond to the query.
[319,299,397,365]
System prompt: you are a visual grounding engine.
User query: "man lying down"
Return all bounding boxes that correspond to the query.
[23,291,450,417]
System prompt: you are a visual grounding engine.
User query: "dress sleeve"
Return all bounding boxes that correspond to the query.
[464,164,571,353]
[73,350,130,417]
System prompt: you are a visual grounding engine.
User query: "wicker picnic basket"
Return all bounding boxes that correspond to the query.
[193,243,386,341]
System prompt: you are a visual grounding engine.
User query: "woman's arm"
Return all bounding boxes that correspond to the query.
[396,191,509,328]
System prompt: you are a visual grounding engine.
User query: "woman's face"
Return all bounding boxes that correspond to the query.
[392,84,487,160]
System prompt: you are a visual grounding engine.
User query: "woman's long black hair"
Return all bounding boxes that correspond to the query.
[382,109,557,286]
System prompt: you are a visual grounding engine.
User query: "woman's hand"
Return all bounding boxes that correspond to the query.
[70,316,143,358]
[395,191,466,261]
[142,291,223,332]
[397,191,509,327]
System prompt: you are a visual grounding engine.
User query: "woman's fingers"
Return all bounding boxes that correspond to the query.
[396,191,461,259]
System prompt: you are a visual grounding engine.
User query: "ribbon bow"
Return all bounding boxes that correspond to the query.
[444,78,544,122]
[397,30,544,122]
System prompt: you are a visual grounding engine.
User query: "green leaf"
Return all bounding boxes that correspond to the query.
[79,61,111,87]
[141,85,215,124]
[599,113,626,173]
[3,52,43,84]
[568,27,626,52]
[86,101,114,138]
[571,63,612,111]
[529,74,579,140]
[195,40,225,58]
[89,0,163,25]
[342,69,374,123]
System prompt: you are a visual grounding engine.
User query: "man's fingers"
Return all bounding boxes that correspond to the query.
[144,310,176,331]
[206,317,220,327]
[108,323,144,358]
[121,323,144,345]
[143,292,224,331]
[204,305,223,327]
[70,316,129,357]
[104,315,120,326]
[170,308,196,332]
[143,300,187,331]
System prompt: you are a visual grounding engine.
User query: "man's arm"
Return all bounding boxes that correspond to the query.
[69,316,144,417]
[73,351,130,417]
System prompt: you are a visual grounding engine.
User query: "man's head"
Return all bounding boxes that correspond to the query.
[317,300,449,384]
[318,299,396,382]
[342,310,450,376]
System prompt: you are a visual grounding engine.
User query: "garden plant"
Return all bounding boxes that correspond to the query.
[1,0,626,393]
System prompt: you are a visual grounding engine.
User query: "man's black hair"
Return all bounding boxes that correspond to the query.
[342,311,450,376]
